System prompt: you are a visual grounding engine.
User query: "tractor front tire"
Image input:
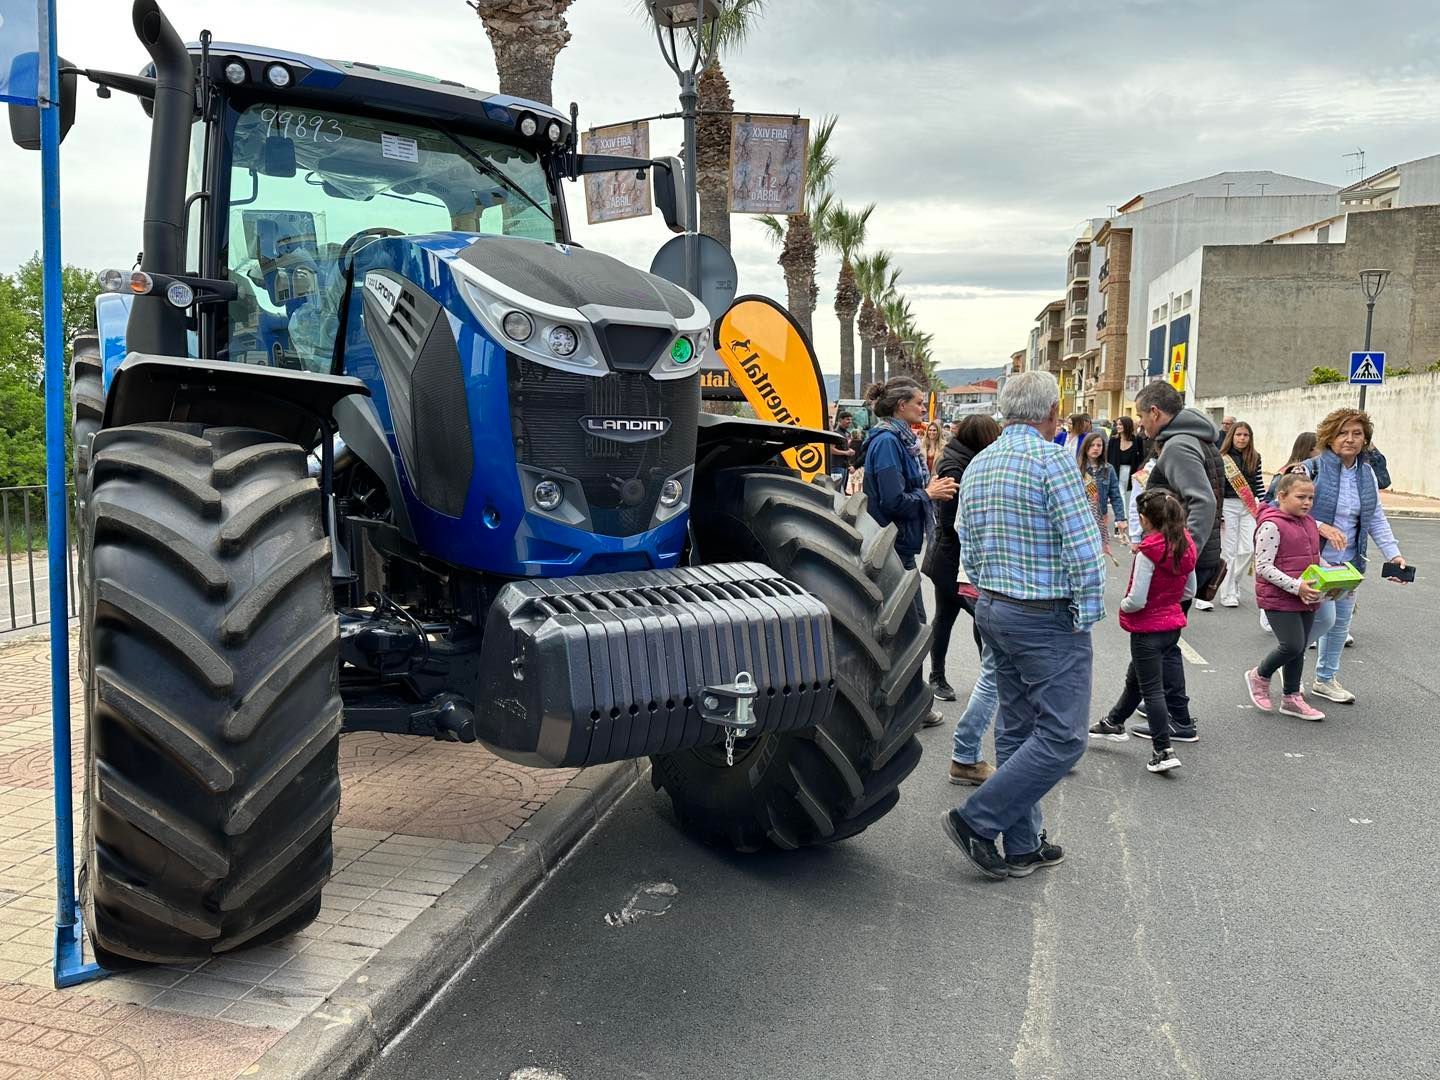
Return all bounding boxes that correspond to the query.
[651,469,931,851]
[83,423,341,963]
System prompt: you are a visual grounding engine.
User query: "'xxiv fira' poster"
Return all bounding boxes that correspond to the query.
[582,122,653,224]
[728,115,809,216]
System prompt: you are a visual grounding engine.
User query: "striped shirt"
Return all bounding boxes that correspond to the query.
[958,422,1107,631]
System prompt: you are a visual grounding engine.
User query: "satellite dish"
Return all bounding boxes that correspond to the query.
[649,234,738,323]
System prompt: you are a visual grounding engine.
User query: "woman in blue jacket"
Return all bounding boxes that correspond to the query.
[862,378,957,728]
[862,378,957,574]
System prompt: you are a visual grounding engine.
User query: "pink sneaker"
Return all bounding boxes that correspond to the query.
[1245,668,1273,711]
[1279,694,1325,721]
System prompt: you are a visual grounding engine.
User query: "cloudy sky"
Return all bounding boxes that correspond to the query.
[3,0,1439,373]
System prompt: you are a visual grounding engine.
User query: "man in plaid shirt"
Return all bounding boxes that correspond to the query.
[942,371,1105,880]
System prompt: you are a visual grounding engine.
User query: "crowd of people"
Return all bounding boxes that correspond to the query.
[832,371,1409,881]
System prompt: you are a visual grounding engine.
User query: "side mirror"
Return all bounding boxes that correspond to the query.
[652,156,690,235]
[7,56,78,150]
[261,136,296,178]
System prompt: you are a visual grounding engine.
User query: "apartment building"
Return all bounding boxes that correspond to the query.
[1090,171,1341,416]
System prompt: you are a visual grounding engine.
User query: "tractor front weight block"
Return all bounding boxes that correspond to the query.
[475,564,837,768]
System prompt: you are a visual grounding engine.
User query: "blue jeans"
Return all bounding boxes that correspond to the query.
[1312,592,1358,683]
[958,595,1092,857]
[951,642,998,765]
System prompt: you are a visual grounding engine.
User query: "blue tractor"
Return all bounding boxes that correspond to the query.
[13,1,930,964]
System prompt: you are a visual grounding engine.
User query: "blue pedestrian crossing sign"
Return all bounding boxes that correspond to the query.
[1349,351,1385,385]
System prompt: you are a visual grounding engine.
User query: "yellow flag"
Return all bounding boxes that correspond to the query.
[716,297,829,481]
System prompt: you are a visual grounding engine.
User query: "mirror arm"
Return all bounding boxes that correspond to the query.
[572,153,661,177]
[74,67,157,102]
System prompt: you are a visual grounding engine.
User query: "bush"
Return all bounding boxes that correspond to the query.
[1389,366,1413,377]
[1428,358,1440,373]
[1307,366,1346,385]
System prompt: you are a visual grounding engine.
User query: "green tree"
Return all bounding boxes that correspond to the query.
[0,255,101,487]
[855,251,898,388]
[758,115,838,344]
[1306,366,1346,385]
[825,201,875,400]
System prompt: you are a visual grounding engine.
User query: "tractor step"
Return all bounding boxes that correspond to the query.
[475,563,837,768]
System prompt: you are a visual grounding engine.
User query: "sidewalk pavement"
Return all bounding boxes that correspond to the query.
[1380,490,1440,518]
[0,634,641,1078]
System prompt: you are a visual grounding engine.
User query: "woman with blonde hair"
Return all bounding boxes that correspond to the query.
[921,420,946,474]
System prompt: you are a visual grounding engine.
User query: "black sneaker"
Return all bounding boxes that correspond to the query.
[1146,748,1182,773]
[1088,718,1129,741]
[929,675,958,702]
[1131,722,1199,743]
[941,810,1009,880]
[1005,832,1064,877]
[1135,703,1148,718]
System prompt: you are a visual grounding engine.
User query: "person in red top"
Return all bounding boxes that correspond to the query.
[1089,489,1198,773]
[1246,473,1326,720]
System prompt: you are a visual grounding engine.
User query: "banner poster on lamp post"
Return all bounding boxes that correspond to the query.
[581,122,653,224]
[728,115,809,216]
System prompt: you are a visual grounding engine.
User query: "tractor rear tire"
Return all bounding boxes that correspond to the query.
[651,469,932,851]
[82,423,341,963]
[71,332,103,680]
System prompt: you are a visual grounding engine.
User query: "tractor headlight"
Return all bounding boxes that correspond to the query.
[223,60,247,85]
[265,63,292,89]
[546,121,563,143]
[519,115,538,138]
[165,280,194,308]
[546,325,579,357]
[533,479,563,511]
[99,269,125,293]
[660,478,684,508]
[501,310,534,342]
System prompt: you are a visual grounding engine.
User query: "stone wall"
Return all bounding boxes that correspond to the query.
[1199,372,1440,498]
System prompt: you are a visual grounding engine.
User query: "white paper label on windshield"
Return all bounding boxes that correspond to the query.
[381,132,419,163]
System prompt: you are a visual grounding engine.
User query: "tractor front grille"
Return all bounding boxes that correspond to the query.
[506,354,700,537]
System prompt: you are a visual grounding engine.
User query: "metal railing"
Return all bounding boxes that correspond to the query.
[1069,300,1089,318]
[1068,262,1090,282]
[1,485,78,633]
[1099,261,1110,282]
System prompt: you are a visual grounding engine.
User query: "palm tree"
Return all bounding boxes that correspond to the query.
[826,201,875,400]
[468,0,577,106]
[856,252,897,389]
[693,1,767,250]
[757,115,838,344]
[881,295,913,384]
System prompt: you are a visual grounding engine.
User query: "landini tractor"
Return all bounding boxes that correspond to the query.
[11,0,930,964]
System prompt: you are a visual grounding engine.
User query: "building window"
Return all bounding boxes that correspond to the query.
[1183,290,1193,309]
[1317,225,1330,243]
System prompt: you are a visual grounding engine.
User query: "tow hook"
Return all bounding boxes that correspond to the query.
[698,671,758,766]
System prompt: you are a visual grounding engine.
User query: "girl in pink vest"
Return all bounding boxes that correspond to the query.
[1089,489,1198,773]
[1246,473,1326,719]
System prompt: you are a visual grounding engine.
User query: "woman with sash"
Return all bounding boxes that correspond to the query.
[1218,421,1264,608]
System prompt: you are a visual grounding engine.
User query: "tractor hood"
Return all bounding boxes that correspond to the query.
[447,236,712,379]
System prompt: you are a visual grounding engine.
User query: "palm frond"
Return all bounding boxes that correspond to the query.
[756,213,786,245]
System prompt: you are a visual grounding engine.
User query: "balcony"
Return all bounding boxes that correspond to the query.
[1067,261,1090,284]
[1096,310,1108,332]
[1068,300,1088,321]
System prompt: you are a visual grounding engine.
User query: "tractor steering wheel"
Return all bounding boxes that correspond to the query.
[339,227,405,261]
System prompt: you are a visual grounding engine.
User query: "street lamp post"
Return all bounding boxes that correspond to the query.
[1358,267,1390,412]
[648,1,721,297]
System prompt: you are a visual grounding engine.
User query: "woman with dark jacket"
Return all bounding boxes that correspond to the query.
[1106,416,1147,497]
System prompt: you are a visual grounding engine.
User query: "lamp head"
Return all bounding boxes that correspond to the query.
[1359,268,1391,302]
[648,0,721,28]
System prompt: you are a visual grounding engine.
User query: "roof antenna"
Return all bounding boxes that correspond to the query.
[1223,182,1234,197]
[1257,182,1269,196]
[1343,147,1366,179]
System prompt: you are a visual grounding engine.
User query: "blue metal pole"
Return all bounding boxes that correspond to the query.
[39,0,102,989]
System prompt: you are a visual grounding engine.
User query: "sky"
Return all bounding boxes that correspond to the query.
[3,0,1440,374]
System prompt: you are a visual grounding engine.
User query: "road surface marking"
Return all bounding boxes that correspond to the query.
[1178,638,1207,665]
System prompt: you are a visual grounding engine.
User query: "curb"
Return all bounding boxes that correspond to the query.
[1384,508,1440,520]
[247,758,648,1079]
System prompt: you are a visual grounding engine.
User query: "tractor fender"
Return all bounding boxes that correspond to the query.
[334,393,415,542]
[104,354,369,450]
[693,412,845,478]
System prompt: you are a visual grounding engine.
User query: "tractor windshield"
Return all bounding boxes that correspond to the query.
[224,101,559,370]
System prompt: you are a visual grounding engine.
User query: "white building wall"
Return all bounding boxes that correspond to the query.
[1199,373,1440,498]
[1145,250,1205,403]
[1271,216,1348,245]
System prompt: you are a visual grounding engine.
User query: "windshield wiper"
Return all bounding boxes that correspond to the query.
[438,129,553,222]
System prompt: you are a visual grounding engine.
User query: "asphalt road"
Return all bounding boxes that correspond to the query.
[367,519,1440,1080]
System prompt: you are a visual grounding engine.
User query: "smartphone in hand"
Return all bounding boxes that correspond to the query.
[1381,562,1416,583]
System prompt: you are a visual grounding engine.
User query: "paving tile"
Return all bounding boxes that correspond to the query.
[295,938,377,964]
[169,972,255,1002]
[240,982,325,1012]
[148,988,232,1019]
[259,967,347,995]
[337,911,411,935]
[218,999,307,1031]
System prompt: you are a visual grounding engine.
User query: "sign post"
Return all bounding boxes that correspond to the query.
[4,0,104,987]
[1349,350,1385,412]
